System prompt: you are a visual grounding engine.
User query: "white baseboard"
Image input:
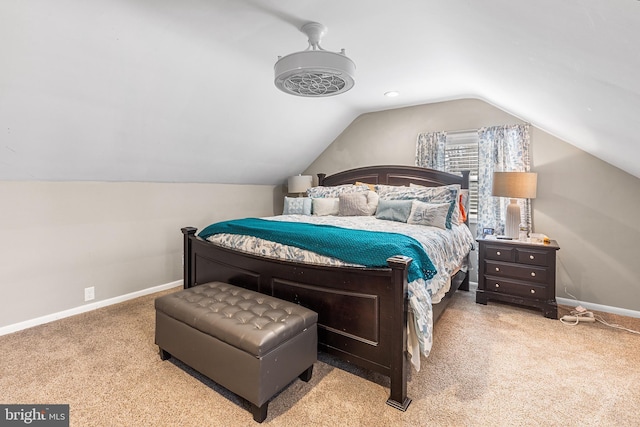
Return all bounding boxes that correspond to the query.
[556,297,640,319]
[0,280,182,337]
[465,283,638,319]
[4,283,636,336]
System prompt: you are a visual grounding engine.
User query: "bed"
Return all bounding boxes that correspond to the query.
[181,165,473,411]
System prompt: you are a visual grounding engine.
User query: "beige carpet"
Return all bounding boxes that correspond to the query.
[1,287,639,427]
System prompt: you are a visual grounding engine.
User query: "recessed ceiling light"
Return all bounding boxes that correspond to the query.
[384,91,399,97]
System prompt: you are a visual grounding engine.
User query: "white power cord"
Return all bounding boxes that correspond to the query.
[560,288,640,335]
[559,306,595,325]
[592,314,640,335]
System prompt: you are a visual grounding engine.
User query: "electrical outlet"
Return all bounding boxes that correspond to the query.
[84,286,95,302]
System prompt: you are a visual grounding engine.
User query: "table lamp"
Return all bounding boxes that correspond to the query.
[287,175,313,197]
[492,172,537,239]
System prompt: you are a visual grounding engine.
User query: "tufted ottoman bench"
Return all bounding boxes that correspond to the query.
[154,281,317,423]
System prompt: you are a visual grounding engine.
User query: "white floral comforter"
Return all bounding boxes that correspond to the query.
[206,215,474,370]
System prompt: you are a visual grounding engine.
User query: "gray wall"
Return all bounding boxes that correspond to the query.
[305,98,640,312]
[2,97,638,330]
[0,181,282,328]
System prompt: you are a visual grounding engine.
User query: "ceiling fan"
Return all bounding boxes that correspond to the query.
[274,22,356,97]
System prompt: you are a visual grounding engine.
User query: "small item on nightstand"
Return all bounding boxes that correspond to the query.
[519,223,528,241]
[530,233,550,244]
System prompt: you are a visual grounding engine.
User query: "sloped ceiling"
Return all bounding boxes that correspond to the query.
[2,0,639,184]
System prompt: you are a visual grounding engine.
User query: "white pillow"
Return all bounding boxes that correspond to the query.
[312,198,339,216]
[407,201,450,229]
[365,190,379,215]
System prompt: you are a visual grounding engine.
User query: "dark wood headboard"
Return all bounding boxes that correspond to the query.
[318,165,469,189]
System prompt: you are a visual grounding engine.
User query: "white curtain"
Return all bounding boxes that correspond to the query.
[415,132,447,169]
[477,124,532,236]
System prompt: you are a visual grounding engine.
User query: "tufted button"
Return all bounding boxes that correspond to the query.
[156,282,318,356]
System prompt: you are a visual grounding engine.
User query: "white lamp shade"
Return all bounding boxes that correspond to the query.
[288,175,313,194]
[492,172,537,199]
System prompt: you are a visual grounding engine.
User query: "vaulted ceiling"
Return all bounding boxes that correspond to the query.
[2,0,639,183]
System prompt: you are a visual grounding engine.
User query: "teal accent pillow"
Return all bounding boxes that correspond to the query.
[283,197,312,215]
[375,199,413,222]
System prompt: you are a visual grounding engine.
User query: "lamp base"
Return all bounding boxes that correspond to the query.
[505,199,520,239]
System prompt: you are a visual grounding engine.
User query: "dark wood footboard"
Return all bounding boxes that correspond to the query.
[182,227,413,410]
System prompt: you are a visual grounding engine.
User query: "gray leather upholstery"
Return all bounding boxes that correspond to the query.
[155,281,318,356]
[155,281,318,422]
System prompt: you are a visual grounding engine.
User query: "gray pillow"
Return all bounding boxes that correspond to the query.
[338,192,369,216]
[407,201,450,229]
[375,199,413,222]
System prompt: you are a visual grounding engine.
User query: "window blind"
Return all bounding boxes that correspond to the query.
[445,131,479,215]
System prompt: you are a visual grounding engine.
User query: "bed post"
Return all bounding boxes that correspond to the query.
[460,170,471,292]
[317,173,326,186]
[385,255,412,411]
[181,227,197,289]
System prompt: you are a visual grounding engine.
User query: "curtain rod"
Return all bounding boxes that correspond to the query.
[446,123,531,135]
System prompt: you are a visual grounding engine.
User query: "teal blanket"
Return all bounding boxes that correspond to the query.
[198,218,437,282]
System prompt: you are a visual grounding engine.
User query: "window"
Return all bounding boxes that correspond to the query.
[444,131,479,217]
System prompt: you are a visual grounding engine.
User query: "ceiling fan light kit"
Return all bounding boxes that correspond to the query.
[274,22,355,97]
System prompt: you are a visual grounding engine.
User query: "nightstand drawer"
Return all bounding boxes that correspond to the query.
[485,276,548,299]
[516,248,550,267]
[485,260,549,284]
[483,244,516,262]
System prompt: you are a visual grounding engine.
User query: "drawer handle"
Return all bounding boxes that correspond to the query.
[531,272,536,277]
[495,267,500,272]
[495,284,500,288]
[496,251,501,256]
[529,255,535,260]
[530,289,535,294]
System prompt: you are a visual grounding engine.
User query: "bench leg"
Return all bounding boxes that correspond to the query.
[159,348,172,361]
[251,402,268,423]
[299,365,313,382]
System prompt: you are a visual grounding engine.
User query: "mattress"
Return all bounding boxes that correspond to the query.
[205,214,474,369]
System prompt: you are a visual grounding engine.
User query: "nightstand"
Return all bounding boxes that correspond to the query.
[476,237,560,319]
